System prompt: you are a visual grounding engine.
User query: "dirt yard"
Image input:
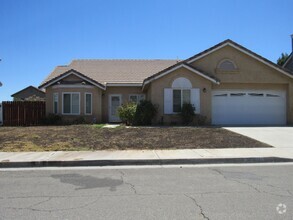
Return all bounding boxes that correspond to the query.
[0,125,271,151]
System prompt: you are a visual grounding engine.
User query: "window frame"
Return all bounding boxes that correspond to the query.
[62,92,80,115]
[128,94,145,104]
[216,59,238,73]
[53,93,58,114]
[84,92,92,115]
[172,88,191,113]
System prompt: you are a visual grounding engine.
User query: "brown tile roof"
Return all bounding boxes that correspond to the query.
[40,59,179,87]
[40,39,293,89]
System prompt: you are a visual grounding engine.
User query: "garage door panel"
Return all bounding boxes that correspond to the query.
[212,90,286,125]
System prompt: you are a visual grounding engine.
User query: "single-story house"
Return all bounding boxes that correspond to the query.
[39,39,293,125]
[11,86,46,101]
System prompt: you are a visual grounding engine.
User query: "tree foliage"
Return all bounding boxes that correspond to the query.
[277,53,289,66]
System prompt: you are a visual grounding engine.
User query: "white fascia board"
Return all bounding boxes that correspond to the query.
[143,64,183,86]
[143,64,219,88]
[182,64,219,84]
[187,43,228,64]
[187,42,293,79]
[227,43,293,79]
[40,71,106,90]
[106,83,142,87]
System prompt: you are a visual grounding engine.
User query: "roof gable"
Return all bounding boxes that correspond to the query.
[142,62,220,88]
[39,69,106,90]
[40,59,178,88]
[186,39,293,79]
[11,86,45,97]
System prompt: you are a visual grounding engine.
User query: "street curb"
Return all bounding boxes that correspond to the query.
[0,157,293,168]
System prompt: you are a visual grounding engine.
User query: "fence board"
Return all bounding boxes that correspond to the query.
[2,101,45,126]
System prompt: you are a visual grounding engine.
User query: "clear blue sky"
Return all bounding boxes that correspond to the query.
[0,0,292,101]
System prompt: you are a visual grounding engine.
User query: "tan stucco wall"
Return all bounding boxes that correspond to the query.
[101,87,145,122]
[149,67,212,124]
[190,46,291,84]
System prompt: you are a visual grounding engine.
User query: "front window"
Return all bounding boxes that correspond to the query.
[63,93,80,115]
[173,89,191,112]
[129,94,145,104]
[85,93,92,115]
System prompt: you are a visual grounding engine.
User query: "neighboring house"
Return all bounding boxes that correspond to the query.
[39,39,293,125]
[11,86,46,101]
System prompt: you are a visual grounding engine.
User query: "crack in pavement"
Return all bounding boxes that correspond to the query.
[211,168,262,193]
[2,197,100,213]
[265,183,293,197]
[210,168,293,198]
[184,194,210,220]
[26,197,52,209]
[118,170,137,194]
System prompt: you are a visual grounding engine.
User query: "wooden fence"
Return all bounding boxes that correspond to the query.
[2,101,46,126]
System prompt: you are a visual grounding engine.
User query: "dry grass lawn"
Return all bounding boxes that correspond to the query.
[0,125,271,152]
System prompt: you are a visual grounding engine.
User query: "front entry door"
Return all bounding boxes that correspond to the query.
[109,95,122,122]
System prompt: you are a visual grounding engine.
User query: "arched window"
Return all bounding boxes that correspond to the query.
[172,77,192,88]
[171,77,192,112]
[217,59,238,72]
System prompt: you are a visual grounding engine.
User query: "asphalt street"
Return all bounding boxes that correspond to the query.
[0,164,292,220]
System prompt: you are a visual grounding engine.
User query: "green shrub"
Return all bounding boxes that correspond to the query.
[41,114,62,125]
[134,100,157,125]
[117,102,137,125]
[180,103,195,125]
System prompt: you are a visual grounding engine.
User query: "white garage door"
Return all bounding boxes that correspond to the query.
[212,90,286,125]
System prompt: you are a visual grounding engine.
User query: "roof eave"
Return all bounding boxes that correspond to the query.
[39,69,106,90]
[11,86,45,97]
[142,63,220,89]
[186,39,293,79]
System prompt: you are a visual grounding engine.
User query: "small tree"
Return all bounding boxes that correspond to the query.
[277,53,289,66]
[181,103,195,125]
[134,100,157,125]
[117,102,137,125]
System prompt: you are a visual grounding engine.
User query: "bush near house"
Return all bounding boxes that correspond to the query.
[181,103,195,125]
[134,100,157,126]
[117,102,137,125]
[118,100,158,126]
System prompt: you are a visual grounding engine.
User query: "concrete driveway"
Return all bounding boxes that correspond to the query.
[224,127,293,148]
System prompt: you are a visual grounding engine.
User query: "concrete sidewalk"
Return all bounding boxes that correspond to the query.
[1,147,293,168]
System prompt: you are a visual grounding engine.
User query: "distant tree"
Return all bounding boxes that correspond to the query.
[277,53,289,66]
